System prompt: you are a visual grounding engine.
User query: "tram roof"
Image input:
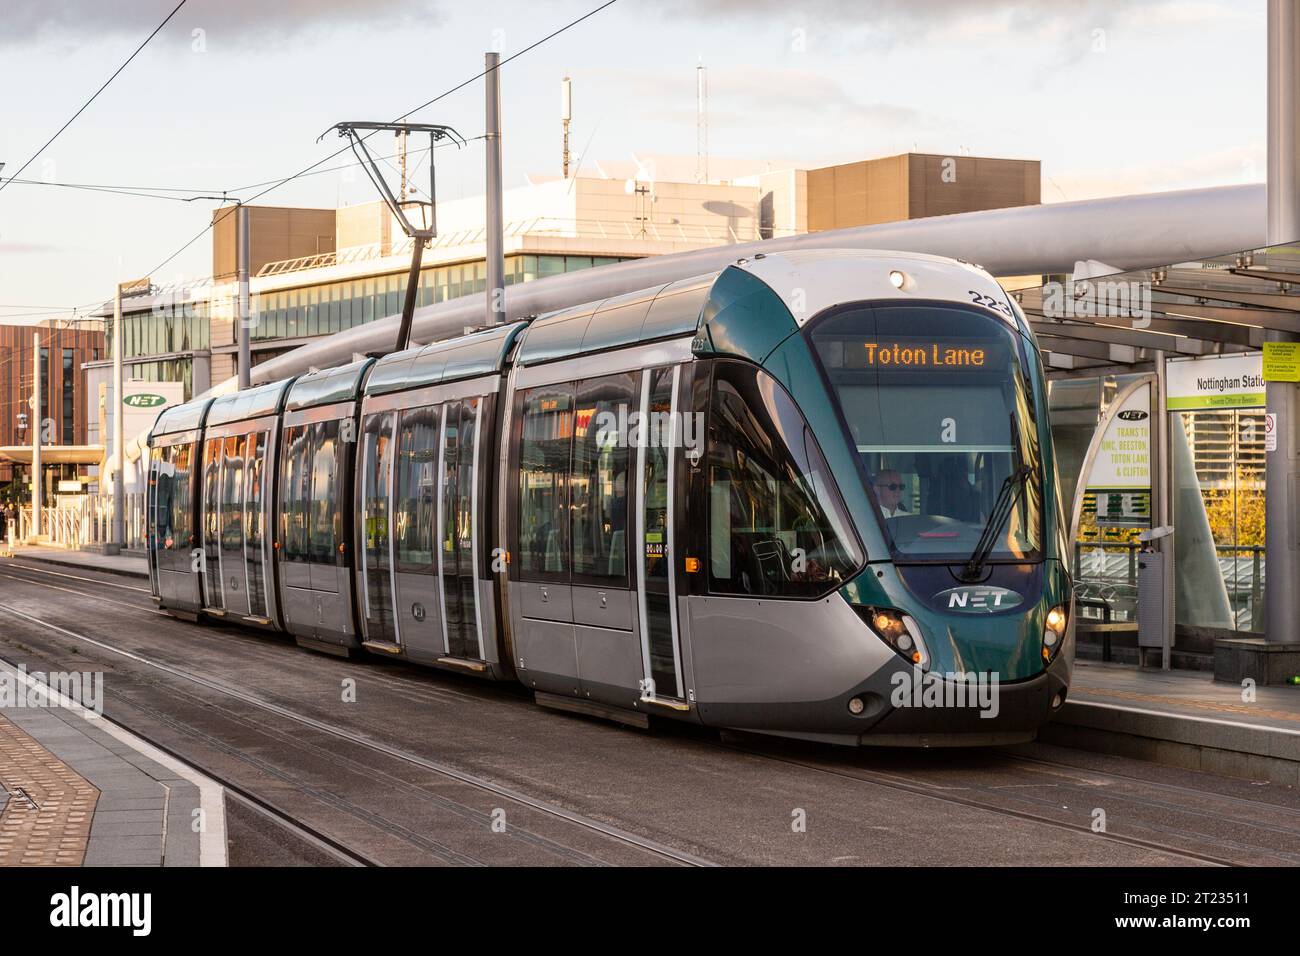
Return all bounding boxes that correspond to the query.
[514,273,717,367]
[206,378,296,427]
[286,357,375,411]
[364,320,529,397]
[151,396,215,438]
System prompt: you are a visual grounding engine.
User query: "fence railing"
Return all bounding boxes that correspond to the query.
[1072,540,1265,631]
[14,495,147,551]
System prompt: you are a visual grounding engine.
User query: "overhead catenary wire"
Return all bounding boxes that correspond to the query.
[0,0,189,197]
[138,0,618,280]
[4,0,621,358]
[0,139,480,204]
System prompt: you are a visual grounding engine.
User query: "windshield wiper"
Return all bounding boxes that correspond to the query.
[959,464,1032,582]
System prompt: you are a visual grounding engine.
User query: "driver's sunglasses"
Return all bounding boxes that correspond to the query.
[878,483,905,491]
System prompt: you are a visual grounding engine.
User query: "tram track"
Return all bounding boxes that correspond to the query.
[0,562,488,707]
[714,735,1300,867]
[0,577,714,867]
[6,558,1297,867]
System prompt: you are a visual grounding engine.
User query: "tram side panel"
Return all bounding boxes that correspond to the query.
[506,339,702,715]
[198,416,281,630]
[355,376,505,674]
[276,401,361,653]
[149,434,205,616]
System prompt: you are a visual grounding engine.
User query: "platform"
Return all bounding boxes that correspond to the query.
[1046,659,1300,786]
[4,546,148,580]
[0,659,225,866]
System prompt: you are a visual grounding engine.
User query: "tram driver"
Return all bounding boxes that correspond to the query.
[872,469,909,519]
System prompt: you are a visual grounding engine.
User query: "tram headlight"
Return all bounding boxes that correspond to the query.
[1042,604,1068,662]
[860,606,930,670]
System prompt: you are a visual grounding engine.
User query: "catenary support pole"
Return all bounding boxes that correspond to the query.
[238,205,251,390]
[31,333,41,539]
[1266,0,1300,645]
[485,51,505,325]
[111,283,124,548]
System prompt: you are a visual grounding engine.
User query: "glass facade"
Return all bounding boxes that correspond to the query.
[128,358,194,400]
[104,302,210,360]
[100,253,629,406]
[62,349,73,444]
[249,253,628,343]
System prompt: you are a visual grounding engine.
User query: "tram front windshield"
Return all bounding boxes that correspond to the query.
[808,302,1043,563]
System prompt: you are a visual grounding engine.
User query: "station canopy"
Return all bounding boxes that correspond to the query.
[1014,242,1300,374]
[0,445,104,465]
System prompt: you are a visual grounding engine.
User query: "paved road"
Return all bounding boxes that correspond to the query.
[2,557,1297,867]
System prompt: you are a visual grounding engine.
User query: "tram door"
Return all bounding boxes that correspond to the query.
[391,405,442,658]
[243,431,270,620]
[201,440,223,609]
[636,365,686,702]
[441,399,485,659]
[359,411,398,645]
[219,435,251,617]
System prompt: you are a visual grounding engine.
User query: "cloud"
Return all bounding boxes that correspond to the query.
[0,240,62,255]
[1045,143,1264,202]
[648,0,1251,59]
[595,64,941,141]
[0,0,444,48]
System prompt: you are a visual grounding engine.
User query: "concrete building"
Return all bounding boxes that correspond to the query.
[89,150,1043,397]
[0,320,104,503]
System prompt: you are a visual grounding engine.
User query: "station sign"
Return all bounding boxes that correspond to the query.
[1166,353,1264,410]
[1084,382,1152,528]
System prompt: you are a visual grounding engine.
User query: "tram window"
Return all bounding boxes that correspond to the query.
[518,384,574,579]
[809,303,1043,561]
[221,436,244,556]
[309,420,343,566]
[244,432,262,554]
[281,425,312,563]
[395,406,438,572]
[245,432,267,616]
[151,447,172,548]
[170,443,193,551]
[453,398,478,566]
[571,373,635,583]
[706,361,862,598]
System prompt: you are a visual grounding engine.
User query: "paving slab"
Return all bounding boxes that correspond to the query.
[1043,659,1300,785]
[5,546,149,580]
[0,658,225,867]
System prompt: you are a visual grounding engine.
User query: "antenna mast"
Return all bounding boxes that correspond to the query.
[561,75,572,179]
[696,61,708,184]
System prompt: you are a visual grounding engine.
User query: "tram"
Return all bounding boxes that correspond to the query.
[147,249,1073,745]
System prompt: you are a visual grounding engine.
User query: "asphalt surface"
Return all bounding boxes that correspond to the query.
[2,555,1298,867]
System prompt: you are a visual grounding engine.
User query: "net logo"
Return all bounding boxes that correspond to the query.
[124,393,167,408]
[934,586,1023,613]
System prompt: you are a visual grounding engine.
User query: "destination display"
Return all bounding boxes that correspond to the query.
[833,338,1009,371]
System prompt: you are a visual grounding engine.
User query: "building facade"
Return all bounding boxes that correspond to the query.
[0,320,104,499]
[91,151,1043,400]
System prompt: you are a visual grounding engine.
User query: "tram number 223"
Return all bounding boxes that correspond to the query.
[967,290,1014,318]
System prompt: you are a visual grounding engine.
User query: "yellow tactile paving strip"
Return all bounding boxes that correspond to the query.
[0,714,99,866]
[1076,684,1300,724]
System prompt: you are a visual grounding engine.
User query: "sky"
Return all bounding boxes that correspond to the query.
[0,0,1267,323]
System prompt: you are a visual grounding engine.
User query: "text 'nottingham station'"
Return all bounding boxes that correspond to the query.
[146,249,1074,746]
